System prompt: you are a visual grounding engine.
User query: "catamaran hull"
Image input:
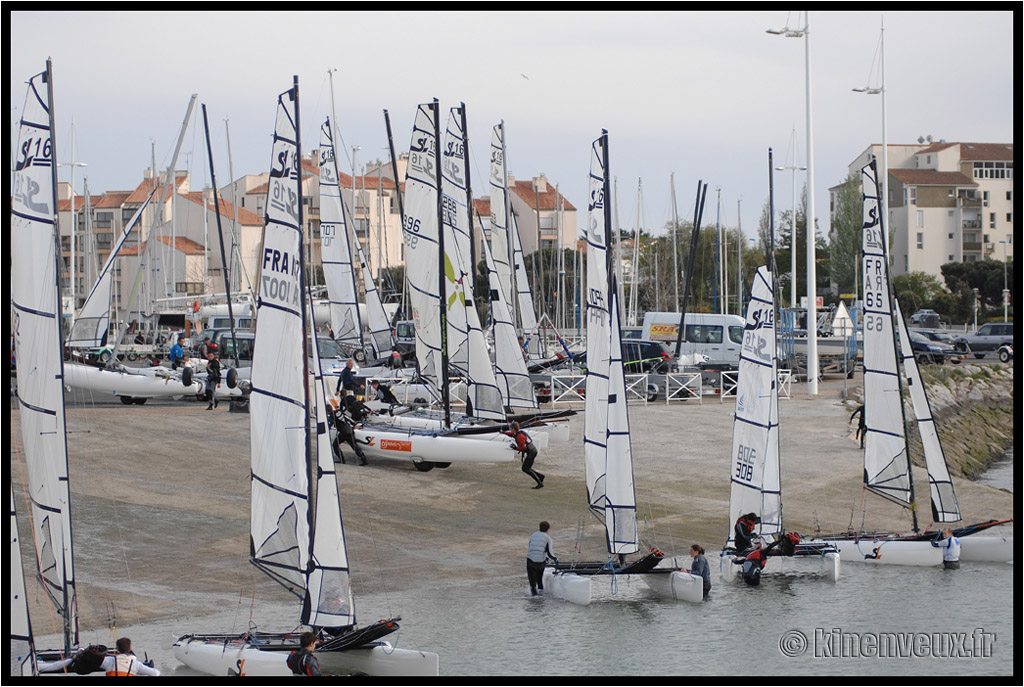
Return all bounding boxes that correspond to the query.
[718,550,841,583]
[815,538,941,566]
[353,427,518,464]
[172,637,438,677]
[64,362,204,399]
[639,571,705,603]
[959,535,1013,562]
[542,569,592,605]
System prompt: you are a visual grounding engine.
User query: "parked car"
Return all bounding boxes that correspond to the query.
[908,330,962,365]
[954,322,1014,358]
[997,344,1013,364]
[909,309,941,328]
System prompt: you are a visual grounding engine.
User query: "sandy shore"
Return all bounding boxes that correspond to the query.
[11,375,1013,633]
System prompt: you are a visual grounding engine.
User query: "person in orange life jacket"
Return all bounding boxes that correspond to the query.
[102,637,161,676]
[287,632,323,676]
[734,512,761,553]
[506,421,544,488]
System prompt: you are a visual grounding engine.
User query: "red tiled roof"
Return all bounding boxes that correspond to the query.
[889,169,976,186]
[956,143,1013,162]
[94,191,133,209]
[117,235,206,257]
[510,179,576,212]
[181,192,262,226]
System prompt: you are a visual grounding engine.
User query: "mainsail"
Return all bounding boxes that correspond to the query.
[354,239,394,359]
[402,102,445,394]
[894,300,961,523]
[250,80,353,627]
[482,236,537,408]
[441,106,504,420]
[65,192,154,349]
[583,132,638,556]
[250,82,311,596]
[319,118,363,350]
[12,63,78,651]
[860,161,913,507]
[726,265,782,546]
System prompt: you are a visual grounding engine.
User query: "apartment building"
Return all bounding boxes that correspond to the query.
[841,141,1013,277]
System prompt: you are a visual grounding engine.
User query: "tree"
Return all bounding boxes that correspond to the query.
[893,271,945,313]
[827,172,862,298]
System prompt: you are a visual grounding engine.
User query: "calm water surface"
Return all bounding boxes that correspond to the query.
[40,460,1014,677]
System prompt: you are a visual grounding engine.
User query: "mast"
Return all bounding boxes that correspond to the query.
[670,173,680,311]
[432,99,451,427]
[672,181,708,359]
[201,104,240,368]
[383,108,407,320]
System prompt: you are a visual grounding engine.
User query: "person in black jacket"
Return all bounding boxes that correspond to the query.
[287,632,322,676]
[204,352,221,410]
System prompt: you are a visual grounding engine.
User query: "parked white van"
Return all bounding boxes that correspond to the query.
[641,312,745,367]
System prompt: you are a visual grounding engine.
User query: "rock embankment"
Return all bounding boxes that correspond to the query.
[847,363,1014,479]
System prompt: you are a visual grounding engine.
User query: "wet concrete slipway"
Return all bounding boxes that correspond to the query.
[11,375,1014,677]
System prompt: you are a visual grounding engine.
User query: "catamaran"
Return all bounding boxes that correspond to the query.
[813,160,1012,565]
[541,132,703,605]
[171,78,438,676]
[718,263,840,585]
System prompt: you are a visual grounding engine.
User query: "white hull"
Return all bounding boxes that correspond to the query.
[719,550,841,583]
[639,570,705,603]
[172,636,438,677]
[353,426,517,464]
[959,535,1013,562]
[64,362,203,399]
[542,569,592,605]
[815,538,941,566]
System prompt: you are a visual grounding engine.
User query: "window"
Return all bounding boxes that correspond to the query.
[909,187,917,205]
[948,255,955,262]
[948,210,954,217]
[983,191,990,207]
[990,213,996,229]
[917,232,924,249]
[948,233,954,239]
[685,325,723,344]
[95,211,113,228]
[1007,213,1012,223]
[728,326,744,345]
[1007,191,1012,201]
[917,210,924,227]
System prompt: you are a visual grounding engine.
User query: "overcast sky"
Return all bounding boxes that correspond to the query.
[9,10,1015,243]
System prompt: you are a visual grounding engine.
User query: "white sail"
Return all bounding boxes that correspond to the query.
[320,118,363,350]
[65,192,153,349]
[511,211,540,340]
[354,239,395,359]
[583,133,638,556]
[250,85,311,595]
[308,310,355,627]
[402,103,444,392]
[860,162,912,506]
[488,123,515,315]
[12,64,78,649]
[894,300,961,523]
[441,106,504,420]
[11,485,37,675]
[727,266,782,546]
[482,237,537,408]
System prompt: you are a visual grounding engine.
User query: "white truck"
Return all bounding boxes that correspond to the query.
[640,312,745,368]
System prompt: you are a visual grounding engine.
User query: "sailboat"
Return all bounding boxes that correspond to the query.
[541,132,703,605]
[11,485,37,675]
[718,263,840,585]
[814,159,1012,565]
[171,78,438,677]
[13,60,150,676]
[60,186,209,404]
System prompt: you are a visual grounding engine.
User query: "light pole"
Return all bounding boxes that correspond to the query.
[776,127,805,309]
[853,18,888,248]
[1000,240,1009,322]
[768,11,819,395]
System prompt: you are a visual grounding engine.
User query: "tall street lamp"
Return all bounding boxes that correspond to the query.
[768,12,819,395]
[853,19,889,249]
[58,120,87,320]
[999,239,1009,322]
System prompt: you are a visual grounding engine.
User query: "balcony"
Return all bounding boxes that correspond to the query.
[957,195,981,208]
[962,219,981,229]
[962,241,983,252]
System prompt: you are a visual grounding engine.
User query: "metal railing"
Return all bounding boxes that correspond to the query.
[719,369,792,401]
[664,372,703,405]
[550,373,586,407]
